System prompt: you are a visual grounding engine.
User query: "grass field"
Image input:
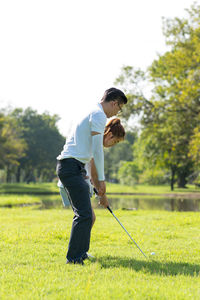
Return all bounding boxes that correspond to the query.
[0,206,200,299]
[0,183,200,299]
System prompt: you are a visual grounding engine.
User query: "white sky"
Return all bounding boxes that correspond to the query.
[0,0,196,136]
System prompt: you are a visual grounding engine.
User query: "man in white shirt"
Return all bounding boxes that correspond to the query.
[56,87,127,265]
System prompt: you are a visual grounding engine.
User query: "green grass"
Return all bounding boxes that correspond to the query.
[0,207,200,299]
[0,194,63,208]
[106,183,200,194]
[0,183,59,194]
[0,182,200,195]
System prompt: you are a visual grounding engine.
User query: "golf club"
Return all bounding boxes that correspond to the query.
[94,188,147,258]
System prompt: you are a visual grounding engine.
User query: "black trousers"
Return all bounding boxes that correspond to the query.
[56,158,93,262]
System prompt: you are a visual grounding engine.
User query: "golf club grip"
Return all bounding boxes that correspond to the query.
[93,188,112,212]
[107,206,113,213]
[93,187,98,195]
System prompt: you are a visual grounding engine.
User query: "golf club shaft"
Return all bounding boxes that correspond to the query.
[107,206,147,258]
[93,188,147,258]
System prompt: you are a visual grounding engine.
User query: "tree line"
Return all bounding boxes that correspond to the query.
[0,106,136,185]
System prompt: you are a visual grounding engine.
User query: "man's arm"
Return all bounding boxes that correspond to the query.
[90,158,99,189]
[91,131,106,196]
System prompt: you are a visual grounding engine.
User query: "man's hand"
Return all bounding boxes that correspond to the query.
[99,194,109,208]
[97,181,106,196]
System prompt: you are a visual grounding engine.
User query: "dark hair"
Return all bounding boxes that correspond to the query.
[104,118,125,139]
[101,87,128,104]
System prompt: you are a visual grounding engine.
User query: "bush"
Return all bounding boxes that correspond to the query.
[139,169,170,185]
[117,161,141,186]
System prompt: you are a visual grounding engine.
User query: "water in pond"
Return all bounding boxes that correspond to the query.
[1,194,200,211]
[38,195,200,211]
[95,197,200,211]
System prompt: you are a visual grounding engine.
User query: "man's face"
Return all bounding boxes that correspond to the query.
[109,100,124,117]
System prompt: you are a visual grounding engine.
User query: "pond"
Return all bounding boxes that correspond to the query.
[1,194,200,211]
[28,195,200,211]
[95,197,200,211]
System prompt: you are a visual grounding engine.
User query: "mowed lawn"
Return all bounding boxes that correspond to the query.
[0,207,200,300]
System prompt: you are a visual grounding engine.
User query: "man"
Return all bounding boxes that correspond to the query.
[56,87,127,265]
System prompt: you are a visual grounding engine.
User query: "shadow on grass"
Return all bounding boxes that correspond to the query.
[98,255,200,276]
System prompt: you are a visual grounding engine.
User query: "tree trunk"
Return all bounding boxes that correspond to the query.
[16,166,21,183]
[177,171,187,188]
[6,166,11,183]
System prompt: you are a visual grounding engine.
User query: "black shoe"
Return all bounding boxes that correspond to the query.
[82,253,89,261]
[82,252,95,261]
[66,258,84,265]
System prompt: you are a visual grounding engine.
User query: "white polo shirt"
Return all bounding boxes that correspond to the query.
[57,103,107,163]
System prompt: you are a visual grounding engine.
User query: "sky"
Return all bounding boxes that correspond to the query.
[0,0,196,136]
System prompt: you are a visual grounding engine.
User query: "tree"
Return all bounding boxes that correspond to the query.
[115,3,200,189]
[0,111,26,182]
[148,3,200,187]
[11,108,65,182]
[189,125,200,169]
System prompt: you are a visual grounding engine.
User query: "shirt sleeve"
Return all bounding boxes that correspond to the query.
[92,133,105,180]
[91,111,106,133]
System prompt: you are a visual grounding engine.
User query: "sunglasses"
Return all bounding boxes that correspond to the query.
[117,102,123,113]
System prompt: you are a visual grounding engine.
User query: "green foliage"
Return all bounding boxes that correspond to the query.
[104,131,136,182]
[0,111,26,176]
[115,66,151,122]
[115,3,200,189]
[139,168,170,185]
[11,108,65,182]
[118,161,141,185]
[0,107,65,183]
[189,125,200,168]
